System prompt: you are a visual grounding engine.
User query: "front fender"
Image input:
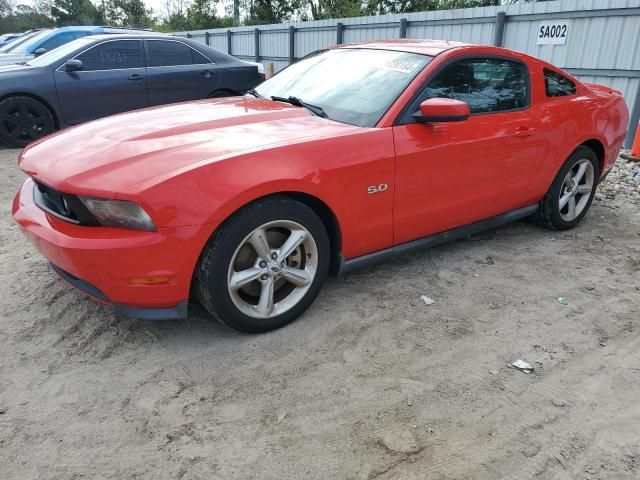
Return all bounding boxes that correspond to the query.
[122,127,396,260]
[201,179,336,229]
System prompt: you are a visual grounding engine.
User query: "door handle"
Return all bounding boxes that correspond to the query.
[201,70,212,79]
[514,127,537,137]
[128,74,144,81]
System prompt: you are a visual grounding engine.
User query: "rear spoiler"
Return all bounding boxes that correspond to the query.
[584,83,623,96]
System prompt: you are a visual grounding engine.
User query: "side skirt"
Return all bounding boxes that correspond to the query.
[338,204,538,276]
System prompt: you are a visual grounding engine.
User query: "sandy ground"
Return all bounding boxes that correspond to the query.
[0,146,639,480]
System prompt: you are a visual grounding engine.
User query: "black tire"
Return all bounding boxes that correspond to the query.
[531,145,599,230]
[0,96,55,148]
[195,196,330,333]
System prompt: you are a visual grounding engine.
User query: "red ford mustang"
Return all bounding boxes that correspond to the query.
[12,40,628,332]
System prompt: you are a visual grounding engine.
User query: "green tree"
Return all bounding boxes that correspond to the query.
[0,0,12,17]
[11,5,55,30]
[361,0,500,16]
[0,1,55,33]
[244,0,301,24]
[32,0,54,16]
[103,0,152,27]
[187,0,232,29]
[154,0,189,30]
[308,0,362,20]
[50,0,100,25]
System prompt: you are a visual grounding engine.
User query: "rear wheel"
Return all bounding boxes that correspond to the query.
[532,146,599,230]
[0,96,55,148]
[195,196,329,333]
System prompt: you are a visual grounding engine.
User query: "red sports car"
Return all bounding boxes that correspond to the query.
[12,40,628,332]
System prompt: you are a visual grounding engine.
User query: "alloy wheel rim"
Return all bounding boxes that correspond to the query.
[1,102,51,142]
[227,220,318,319]
[558,159,594,222]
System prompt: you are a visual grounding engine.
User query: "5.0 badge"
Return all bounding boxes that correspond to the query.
[367,183,389,194]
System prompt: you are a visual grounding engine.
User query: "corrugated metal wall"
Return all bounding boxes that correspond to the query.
[176,0,640,146]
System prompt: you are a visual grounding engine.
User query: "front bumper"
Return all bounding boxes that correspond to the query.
[50,263,189,319]
[12,178,206,319]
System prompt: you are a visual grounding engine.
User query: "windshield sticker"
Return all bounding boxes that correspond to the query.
[381,59,421,74]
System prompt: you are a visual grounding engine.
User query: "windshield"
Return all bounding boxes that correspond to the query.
[27,37,94,67]
[254,48,431,127]
[0,31,42,53]
[5,30,52,55]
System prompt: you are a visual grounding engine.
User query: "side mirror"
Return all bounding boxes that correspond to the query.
[64,59,83,72]
[33,47,47,56]
[413,98,470,123]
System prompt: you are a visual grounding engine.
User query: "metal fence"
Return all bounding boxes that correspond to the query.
[175,0,640,147]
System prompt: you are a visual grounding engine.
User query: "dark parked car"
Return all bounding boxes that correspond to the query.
[0,26,155,66]
[0,34,263,147]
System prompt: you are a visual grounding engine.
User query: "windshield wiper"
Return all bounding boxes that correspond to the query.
[271,95,328,118]
[246,89,262,98]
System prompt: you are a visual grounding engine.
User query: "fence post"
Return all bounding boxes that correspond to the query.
[399,18,408,39]
[493,11,506,47]
[289,26,295,64]
[254,28,260,62]
[227,30,232,55]
[336,22,344,45]
[204,32,210,46]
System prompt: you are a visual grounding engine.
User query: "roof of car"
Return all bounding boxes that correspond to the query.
[338,39,475,56]
[82,33,170,41]
[54,26,103,32]
[76,33,242,62]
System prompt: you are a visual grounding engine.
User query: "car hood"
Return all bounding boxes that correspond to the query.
[0,63,32,73]
[19,97,361,196]
[0,53,28,65]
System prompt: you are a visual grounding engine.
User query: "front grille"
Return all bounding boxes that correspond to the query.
[33,180,98,226]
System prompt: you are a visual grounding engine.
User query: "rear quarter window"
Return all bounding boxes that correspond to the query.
[148,40,212,67]
[544,68,576,97]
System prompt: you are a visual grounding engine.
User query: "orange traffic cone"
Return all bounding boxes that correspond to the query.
[622,123,640,162]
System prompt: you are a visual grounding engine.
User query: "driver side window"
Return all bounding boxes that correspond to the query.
[75,40,142,71]
[415,58,529,116]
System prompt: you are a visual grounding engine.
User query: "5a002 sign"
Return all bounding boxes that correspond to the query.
[537,21,569,45]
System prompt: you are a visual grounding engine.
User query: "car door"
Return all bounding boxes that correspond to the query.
[54,39,148,126]
[144,39,218,105]
[392,56,547,245]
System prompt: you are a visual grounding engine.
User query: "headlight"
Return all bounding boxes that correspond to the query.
[78,197,156,232]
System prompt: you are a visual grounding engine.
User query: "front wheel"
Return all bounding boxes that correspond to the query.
[0,96,55,148]
[532,146,599,230]
[195,196,329,333]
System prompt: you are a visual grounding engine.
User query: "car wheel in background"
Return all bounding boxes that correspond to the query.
[195,196,330,333]
[0,96,54,148]
[532,145,599,230]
